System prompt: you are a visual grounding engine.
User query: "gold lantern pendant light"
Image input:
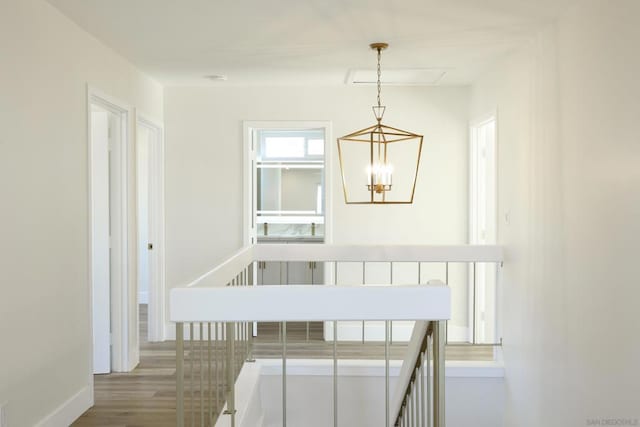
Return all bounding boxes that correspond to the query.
[337,43,424,204]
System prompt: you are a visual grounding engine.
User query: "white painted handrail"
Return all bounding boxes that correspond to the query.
[186,246,254,288]
[181,244,504,289]
[254,244,503,263]
[170,284,450,322]
[390,320,429,425]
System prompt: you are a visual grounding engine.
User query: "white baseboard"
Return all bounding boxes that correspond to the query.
[35,385,92,427]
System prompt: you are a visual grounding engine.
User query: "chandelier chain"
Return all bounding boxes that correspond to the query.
[376,47,382,108]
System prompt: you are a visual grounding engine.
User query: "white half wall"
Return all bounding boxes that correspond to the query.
[0,1,163,425]
[258,359,505,427]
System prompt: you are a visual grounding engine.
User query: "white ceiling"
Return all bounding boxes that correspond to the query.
[47,0,575,86]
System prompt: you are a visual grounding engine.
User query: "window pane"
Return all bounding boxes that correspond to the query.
[307,139,325,156]
[264,137,305,158]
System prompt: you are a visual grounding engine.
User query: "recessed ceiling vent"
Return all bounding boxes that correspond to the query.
[346,68,447,86]
[204,74,228,82]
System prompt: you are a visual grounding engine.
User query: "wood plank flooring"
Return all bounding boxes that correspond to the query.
[74,306,493,426]
[73,305,177,427]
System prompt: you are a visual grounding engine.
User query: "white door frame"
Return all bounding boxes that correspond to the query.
[242,121,334,247]
[243,121,333,337]
[87,86,137,375]
[136,113,166,342]
[468,112,498,344]
[89,105,111,376]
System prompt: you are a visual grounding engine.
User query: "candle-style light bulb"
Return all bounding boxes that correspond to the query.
[366,162,393,193]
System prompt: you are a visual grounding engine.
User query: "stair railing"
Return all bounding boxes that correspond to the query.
[171,244,503,427]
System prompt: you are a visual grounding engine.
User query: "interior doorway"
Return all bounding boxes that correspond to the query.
[469,114,498,344]
[244,121,333,340]
[89,91,131,374]
[136,116,165,343]
[88,90,165,379]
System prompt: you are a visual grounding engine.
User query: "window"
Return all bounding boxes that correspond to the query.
[307,139,325,156]
[264,137,306,158]
[258,130,325,161]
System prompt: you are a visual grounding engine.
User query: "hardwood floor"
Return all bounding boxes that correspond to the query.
[74,308,493,426]
[74,305,177,427]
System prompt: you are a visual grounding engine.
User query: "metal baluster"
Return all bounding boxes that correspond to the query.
[420,352,426,427]
[496,261,500,346]
[282,321,287,427]
[415,384,419,425]
[208,323,212,425]
[385,320,390,427]
[445,263,449,284]
[241,320,245,363]
[278,262,282,339]
[200,323,204,427]
[243,269,248,360]
[215,322,220,419]
[409,387,414,427]
[190,323,194,427]
[177,323,184,427]
[390,262,393,345]
[223,322,236,427]
[445,263,449,344]
[362,261,366,344]
[307,261,312,341]
[247,265,255,363]
[403,404,407,427]
[472,262,477,344]
[235,321,240,377]
[238,277,242,374]
[238,273,242,362]
[433,322,445,427]
[220,323,225,419]
[427,334,432,427]
[333,262,339,427]
[232,277,238,374]
[415,367,420,427]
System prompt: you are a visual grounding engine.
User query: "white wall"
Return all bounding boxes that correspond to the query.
[164,85,470,310]
[0,1,163,425]
[470,1,640,425]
